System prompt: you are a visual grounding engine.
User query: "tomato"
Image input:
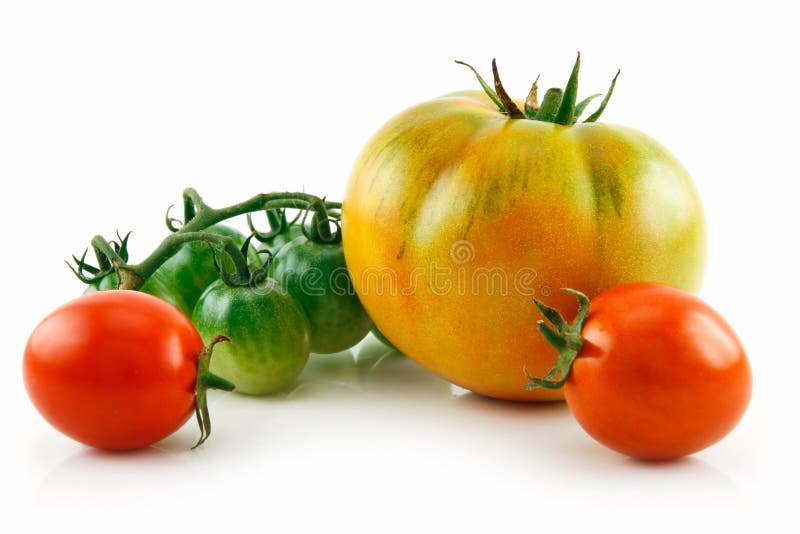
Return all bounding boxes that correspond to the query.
[85,224,256,316]
[342,62,705,401]
[525,283,752,460]
[192,278,311,395]
[23,291,233,450]
[270,236,372,354]
[84,267,190,313]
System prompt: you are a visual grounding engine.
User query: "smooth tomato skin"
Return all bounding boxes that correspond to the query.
[270,236,372,354]
[84,268,191,314]
[23,291,203,450]
[192,279,311,395]
[565,283,752,460]
[343,91,706,401]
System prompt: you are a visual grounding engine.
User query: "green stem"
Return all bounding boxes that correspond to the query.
[180,190,327,233]
[90,235,144,290]
[267,209,287,235]
[135,232,251,287]
[534,88,564,122]
[523,288,591,390]
[107,189,339,290]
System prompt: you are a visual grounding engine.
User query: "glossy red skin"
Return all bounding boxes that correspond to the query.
[565,283,752,460]
[23,291,202,450]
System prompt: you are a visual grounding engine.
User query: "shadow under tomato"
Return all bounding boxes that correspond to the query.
[284,336,453,403]
[583,453,740,502]
[34,445,192,509]
[454,390,567,414]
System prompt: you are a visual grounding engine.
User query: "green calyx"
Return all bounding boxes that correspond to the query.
[456,53,620,125]
[523,288,591,389]
[301,198,342,246]
[193,335,236,449]
[247,208,298,242]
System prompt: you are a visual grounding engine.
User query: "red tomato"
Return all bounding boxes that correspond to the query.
[526,283,752,460]
[24,291,205,450]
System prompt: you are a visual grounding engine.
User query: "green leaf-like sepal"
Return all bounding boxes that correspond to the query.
[554,53,581,125]
[534,299,569,333]
[491,59,524,118]
[574,94,602,122]
[457,56,619,125]
[537,320,567,352]
[583,69,620,123]
[455,60,506,113]
[523,288,592,390]
[193,335,235,449]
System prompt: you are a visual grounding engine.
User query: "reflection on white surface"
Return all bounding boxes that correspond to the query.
[29,335,748,527]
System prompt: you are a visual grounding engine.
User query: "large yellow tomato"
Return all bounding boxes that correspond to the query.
[342,58,705,401]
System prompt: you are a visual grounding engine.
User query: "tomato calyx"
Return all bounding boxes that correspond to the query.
[455,53,620,125]
[247,208,301,242]
[523,288,591,390]
[249,199,342,248]
[193,334,236,449]
[299,197,342,245]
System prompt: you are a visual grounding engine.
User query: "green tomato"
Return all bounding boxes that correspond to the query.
[85,224,258,316]
[270,236,372,354]
[84,269,190,314]
[192,278,311,395]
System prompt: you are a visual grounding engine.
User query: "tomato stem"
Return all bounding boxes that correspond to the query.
[523,288,591,390]
[534,88,564,123]
[142,232,251,285]
[193,335,235,449]
[71,189,342,291]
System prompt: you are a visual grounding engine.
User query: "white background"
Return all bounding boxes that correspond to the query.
[1,1,797,532]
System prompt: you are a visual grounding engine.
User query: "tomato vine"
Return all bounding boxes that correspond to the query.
[69,188,342,291]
